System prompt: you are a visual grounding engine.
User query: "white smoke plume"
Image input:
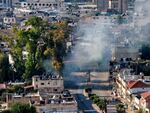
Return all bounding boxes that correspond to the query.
[63,17,113,74]
[132,0,150,43]
[63,0,150,76]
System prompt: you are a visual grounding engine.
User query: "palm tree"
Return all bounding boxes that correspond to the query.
[98,99,107,113]
[116,103,126,113]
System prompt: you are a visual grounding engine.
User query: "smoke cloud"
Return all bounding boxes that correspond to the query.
[61,0,150,77]
[132,0,150,44]
[63,17,113,75]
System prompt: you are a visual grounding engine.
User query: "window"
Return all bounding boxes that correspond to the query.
[39,4,41,6]
[54,4,57,7]
[3,0,6,4]
[41,83,44,85]
[52,108,56,112]
[54,89,57,92]
[35,78,38,81]
[46,4,49,6]
[43,4,45,6]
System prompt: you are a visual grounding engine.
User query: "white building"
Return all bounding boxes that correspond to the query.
[3,16,16,25]
[108,0,128,13]
[21,0,64,10]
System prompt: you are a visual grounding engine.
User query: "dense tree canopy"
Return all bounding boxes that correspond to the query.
[2,16,70,81]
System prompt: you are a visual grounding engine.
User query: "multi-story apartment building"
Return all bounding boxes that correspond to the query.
[20,0,64,10]
[108,0,128,13]
[0,0,12,8]
[3,16,16,25]
[97,0,109,11]
[32,74,64,93]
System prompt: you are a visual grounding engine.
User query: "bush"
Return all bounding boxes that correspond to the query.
[93,97,101,104]
[89,94,96,100]
[11,103,37,113]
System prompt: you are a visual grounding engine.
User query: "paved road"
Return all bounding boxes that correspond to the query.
[66,72,118,113]
[74,94,98,113]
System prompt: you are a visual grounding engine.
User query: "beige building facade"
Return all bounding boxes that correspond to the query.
[32,75,64,93]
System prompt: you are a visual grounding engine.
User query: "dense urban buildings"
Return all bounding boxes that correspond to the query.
[20,0,64,10]
[0,0,150,112]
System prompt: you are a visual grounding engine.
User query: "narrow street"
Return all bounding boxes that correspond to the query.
[66,72,118,113]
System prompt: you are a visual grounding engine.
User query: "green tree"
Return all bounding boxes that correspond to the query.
[97,99,107,113]
[11,103,37,113]
[15,17,46,80]
[116,103,126,113]
[2,16,71,80]
[0,52,11,82]
[0,110,11,113]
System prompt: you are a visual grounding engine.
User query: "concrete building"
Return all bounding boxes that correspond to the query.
[109,0,128,13]
[97,0,109,11]
[127,0,135,12]
[140,92,150,110]
[113,69,150,112]
[37,90,78,113]
[3,16,16,25]
[32,74,64,93]
[1,74,78,113]
[111,45,139,61]
[0,0,12,8]
[20,0,64,10]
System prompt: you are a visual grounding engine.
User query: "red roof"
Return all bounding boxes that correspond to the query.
[128,80,150,89]
[141,92,150,99]
[141,92,150,103]
[0,84,6,89]
[128,80,135,85]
